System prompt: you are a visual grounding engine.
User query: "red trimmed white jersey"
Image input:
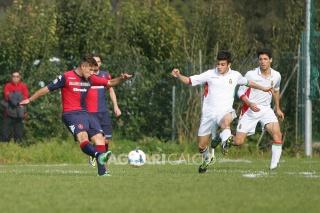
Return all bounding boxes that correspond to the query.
[190,68,248,114]
[237,67,281,109]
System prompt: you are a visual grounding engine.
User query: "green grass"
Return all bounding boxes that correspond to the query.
[0,158,320,213]
[0,138,199,163]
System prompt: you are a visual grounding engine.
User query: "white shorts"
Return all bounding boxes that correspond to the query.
[236,105,278,135]
[198,109,236,136]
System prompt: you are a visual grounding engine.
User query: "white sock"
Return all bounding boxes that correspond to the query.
[270,144,282,169]
[220,128,232,142]
[211,148,215,158]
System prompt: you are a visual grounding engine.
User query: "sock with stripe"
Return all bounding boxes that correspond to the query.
[79,140,96,157]
[96,144,107,175]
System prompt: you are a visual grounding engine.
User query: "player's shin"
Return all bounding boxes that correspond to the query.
[270,141,282,170]
[79,140,96,157]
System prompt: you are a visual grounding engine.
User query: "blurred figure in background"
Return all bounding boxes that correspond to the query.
[1,70,29,143]
[86,54,122,167]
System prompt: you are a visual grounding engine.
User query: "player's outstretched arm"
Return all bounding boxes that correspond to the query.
[108,73,132,87]
[20,86,50,105]
[171,68,190,85]
[89,73,132,87]
[247,80,272,92]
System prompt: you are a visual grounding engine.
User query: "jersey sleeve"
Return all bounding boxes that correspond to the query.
[237,72,250,98]
[236,72,248,86]
[107,73,112,80]
[47,74,66,91]
[274,74,281,91]
[237,85,248,98]
[89,74,109,86]
[189,71,209,86]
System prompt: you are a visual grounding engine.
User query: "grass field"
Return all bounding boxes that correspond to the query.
[0,157,320,213]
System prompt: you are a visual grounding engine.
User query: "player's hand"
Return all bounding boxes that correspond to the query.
[121,73,133,80]
[171,68,180,78]
[276,109,285,121]
[20,99,30,105]
[114,106,121,117]
[249,102,260,112]
[263,87,273,93]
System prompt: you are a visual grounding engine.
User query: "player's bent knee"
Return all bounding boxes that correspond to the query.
[76,131,89,143]
[91,133,105,145]
[197,135,210,150]
[234,133,247,145]
[198,144,207,152]
[273,132,282,142]
[234,139,244,145]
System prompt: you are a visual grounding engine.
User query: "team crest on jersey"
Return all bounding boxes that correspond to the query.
[229,79,232,84]
[78,124,84,129]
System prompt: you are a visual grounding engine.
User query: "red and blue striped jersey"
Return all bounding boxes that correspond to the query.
[86,71,111,113]
[47,70,92,112]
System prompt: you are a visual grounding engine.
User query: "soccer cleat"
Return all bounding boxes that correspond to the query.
[221,136,233,155]
[89,156,96,168]
[270,162,279,170]
[97,150,112,165]
[98,171,111,177]
[211,135,221,149]
[198,156,215,173]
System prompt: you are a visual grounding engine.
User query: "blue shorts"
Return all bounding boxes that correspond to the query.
[62,111,103,138]
[89,111,112,139]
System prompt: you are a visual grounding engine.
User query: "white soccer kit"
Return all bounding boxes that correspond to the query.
[189,68,248,136]
[236,67,281,135]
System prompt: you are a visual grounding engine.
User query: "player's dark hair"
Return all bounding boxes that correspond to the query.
[80,54,98,67]
[257,48,272,59]
[91,53,102,61]
[217,50,232,63]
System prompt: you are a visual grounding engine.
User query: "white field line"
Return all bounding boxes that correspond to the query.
[218,159,252,163]
[0,163,71,167]
[242,172,269,178]
[0,159,279,167]
[0,165,318,178]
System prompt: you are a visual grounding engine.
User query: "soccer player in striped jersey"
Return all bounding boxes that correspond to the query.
[20,55,132,176]
[226,48,284,170]
[86,54,121,167]
[171,50,271,173]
